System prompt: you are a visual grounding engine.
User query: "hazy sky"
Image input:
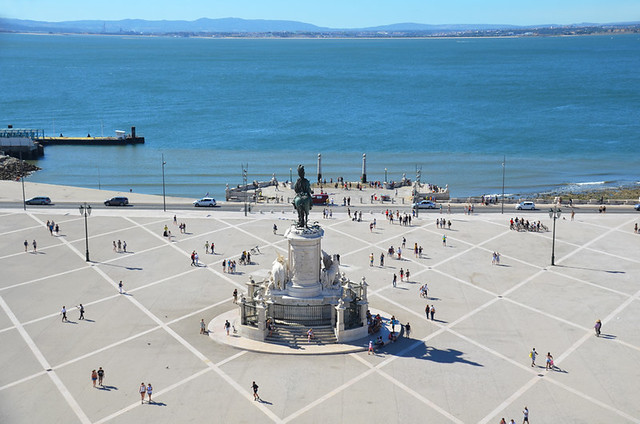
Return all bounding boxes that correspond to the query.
[2,0,639,27]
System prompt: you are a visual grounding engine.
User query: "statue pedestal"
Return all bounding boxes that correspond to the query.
[284,225,323,298]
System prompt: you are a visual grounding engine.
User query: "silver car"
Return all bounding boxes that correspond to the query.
[515,201,536,210]
[193,197,217,207]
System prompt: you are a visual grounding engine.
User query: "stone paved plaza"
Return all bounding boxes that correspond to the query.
[1,201,639,423]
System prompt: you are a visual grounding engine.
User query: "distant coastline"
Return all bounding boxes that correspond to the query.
[1,16,639,39]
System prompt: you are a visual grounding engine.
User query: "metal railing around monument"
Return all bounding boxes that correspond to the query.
[269,303,333,326]
[241,303,259,327]
[345,299,363,330]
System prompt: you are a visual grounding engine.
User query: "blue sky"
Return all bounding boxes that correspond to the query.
[1,0,639,27]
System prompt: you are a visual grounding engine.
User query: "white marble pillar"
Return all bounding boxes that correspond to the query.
[284,225,323,298]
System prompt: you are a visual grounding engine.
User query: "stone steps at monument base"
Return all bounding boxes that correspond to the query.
[265,325,337,346]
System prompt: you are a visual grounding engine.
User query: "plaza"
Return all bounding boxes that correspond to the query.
[1,187,639,423]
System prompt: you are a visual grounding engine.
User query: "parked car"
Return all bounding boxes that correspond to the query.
[515,201,536,210]
[634,203,640,211]
[312,193,329,205]
[25,196,51,205]
[193,197,217,207]
[104,196,129,206]
[412,200,437,209]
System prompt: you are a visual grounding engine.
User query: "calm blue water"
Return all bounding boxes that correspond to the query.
[1,34,639,198]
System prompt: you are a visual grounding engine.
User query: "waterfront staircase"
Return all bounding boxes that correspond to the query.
[265,323,337,347]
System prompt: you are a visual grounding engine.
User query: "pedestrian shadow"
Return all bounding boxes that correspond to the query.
[393,286,408,290]
[64,320,78,324]
[84,319,95,323]
[600,334,616,340]
[258,399,273,405]
[97,262,143,271]
[147,401,167,406]
[555,264,625,274]
[97,385,118,391]
[31,251,46,255]
[407,343,483,366]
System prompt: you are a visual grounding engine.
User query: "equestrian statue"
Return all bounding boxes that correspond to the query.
[292,164,313,228]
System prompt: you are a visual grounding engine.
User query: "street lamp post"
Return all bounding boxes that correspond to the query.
[79,203,92,262]
[501,156,506,214]
[161,154,166,212]
[549,205,561,266]
[242,164,248,217]
[384,168,387,183]
[19,151,26,211]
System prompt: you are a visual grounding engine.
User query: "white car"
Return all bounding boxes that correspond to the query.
[412,200,438,209]
[193,197,217,207]
[515,201,536,210]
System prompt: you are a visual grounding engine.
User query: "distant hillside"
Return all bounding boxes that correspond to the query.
[0,17,328,34]
[0,17,638,35]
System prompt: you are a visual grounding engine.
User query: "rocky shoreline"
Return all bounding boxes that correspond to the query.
[0,155,40,180]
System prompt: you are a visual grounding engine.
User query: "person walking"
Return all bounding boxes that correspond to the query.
[273,224,278,235]
[139,382,146,404]
[529,348,537,367]
[91,370,98,388]
[190,251,196,266]
[546,352,554,370]
[442,234,446,247]
[523,406,529,423]
[430,305,435,320]
[224,320,231,336]
[405,269,410,282]
[113,241,117,252]
[32,240,37,253]
[399,268,404,281]
[392,274,397,287]
[146,383,153,404]
[380,253,384,267]
[200,319,206,334]
[368,340,374,355]
[405,322,411,338]
[97,367,105,386]
[119,280,124,294]
[252,381,260,401]
[117,240,122,252]
[61,306,68,322]
[78,304,85,320]
[205,241,210,254]
[594,319,602,337]
[369,253,374,266]
[24,239,28,252]
[233,289,238,304]
[425,304,430,318]
[123,241,127,253]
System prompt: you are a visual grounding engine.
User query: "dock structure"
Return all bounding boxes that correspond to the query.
[0,128,44,159]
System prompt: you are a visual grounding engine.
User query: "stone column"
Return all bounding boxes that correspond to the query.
[284,225,323,298]
[317,153,322,183]
[335,303,345,342]
[361,153,367,183]
[256,302,267,340]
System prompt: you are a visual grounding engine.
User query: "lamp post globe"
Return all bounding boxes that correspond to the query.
[79,203,92,262]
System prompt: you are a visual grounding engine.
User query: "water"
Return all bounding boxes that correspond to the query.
[1,34,639,199]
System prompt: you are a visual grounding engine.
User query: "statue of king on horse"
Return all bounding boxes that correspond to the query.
[292,164,313,228]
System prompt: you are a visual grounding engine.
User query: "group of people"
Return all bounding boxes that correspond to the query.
[491,252,501,265]
[204,241,215,254]
[509,217,548,232]
[239,250,252,265]
[190,250,200,266]
[61,304,85,322]
[419,283,429,298]
[436,218,451,229]
[222,259,237,274]
[529,348,557,371]
[112,239,127,253]
[90,367,105,387]
[23,239,37,252]
[367,311,383,334]
[321,208,333,219]
[45,220,60,235]
[498,406,529,424]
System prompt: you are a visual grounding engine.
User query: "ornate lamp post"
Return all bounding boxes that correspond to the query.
[79,203,92,262]
[549,205,561,265]
[161,154,166,212]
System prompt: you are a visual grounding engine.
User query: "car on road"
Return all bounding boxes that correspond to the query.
[635,203,640,211]
[412,200,438,209]
[25,196,51,205]
[104,196,129,206]
[515,201,536,210]
[193,197,217,207]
